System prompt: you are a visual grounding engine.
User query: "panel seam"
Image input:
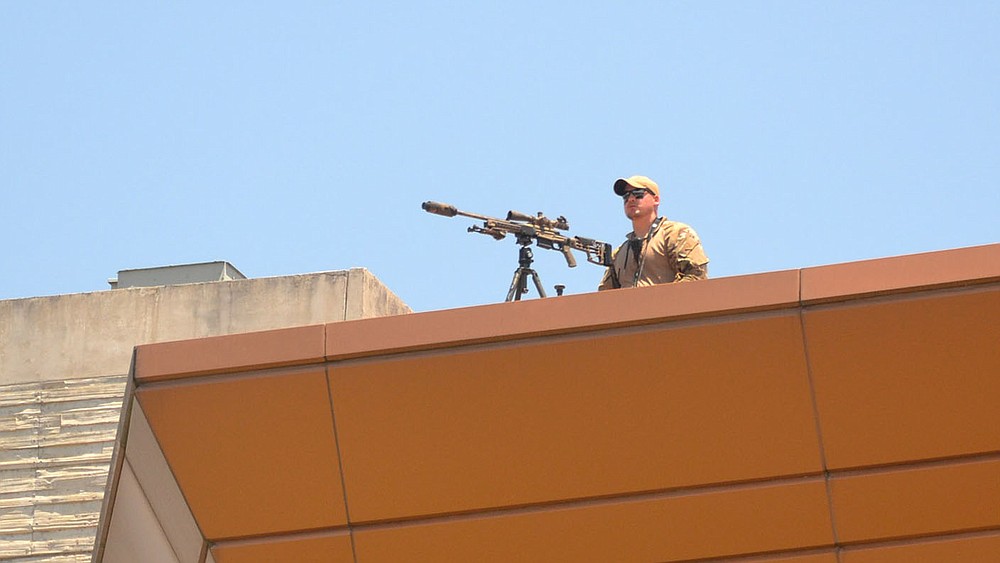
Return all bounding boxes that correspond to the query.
[324,350,358,563]
[797,273,843,558]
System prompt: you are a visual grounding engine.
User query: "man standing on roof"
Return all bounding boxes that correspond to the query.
[598,175,709,290]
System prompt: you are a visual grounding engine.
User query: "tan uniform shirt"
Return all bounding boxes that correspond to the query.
[598,218,709,290]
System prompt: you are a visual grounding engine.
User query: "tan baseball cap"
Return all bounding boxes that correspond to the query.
[613,175,660,197]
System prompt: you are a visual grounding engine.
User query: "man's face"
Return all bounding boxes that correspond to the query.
[622,188,659,220]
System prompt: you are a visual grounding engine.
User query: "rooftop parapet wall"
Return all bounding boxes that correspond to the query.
[0,268,410,385]
[0,268,409,563]
[133,243,999,380]
[103,243,1000,562]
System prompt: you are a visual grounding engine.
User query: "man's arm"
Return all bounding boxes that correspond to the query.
[597,246,622,291]
[669,225,709,282]
[597,267,615,291]
[674,262,708,282]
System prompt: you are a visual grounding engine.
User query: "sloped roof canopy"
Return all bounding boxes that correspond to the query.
[95,244,1000,563]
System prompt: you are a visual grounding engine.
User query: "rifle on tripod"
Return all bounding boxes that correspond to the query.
[421,201,613,301]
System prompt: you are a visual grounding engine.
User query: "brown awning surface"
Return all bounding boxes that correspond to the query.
[96,244,1000,563]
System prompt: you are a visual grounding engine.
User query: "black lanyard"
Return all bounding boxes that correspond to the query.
[622,216,664,287]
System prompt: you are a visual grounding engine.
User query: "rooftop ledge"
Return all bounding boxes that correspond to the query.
[134,243,999,383]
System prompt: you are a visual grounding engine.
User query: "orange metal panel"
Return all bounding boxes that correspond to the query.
[331,313,822,523]
[800,243,1000,304]
[136,368,347,540]
[842,532,1000,563]
[212,532,354,563]
[804,288,1000,469]
[134,324,326,382]
[352,480,833,562]
[754,553,839,563]
[830,458,1000,544]
[326,269,800,360]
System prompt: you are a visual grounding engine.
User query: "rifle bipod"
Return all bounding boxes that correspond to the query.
[506,244,547,301]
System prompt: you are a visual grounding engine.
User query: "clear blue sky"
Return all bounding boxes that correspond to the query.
[2,2,997,312]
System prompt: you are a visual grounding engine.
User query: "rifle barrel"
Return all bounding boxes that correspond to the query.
[422,201,494,222]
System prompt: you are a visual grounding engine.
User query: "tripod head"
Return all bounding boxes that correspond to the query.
[517,245,535,268]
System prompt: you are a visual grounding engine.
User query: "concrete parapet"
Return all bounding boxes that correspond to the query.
[0,268,410,386]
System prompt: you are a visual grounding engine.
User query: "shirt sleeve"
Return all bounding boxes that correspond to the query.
[669,225,709,282]
[597,267,615,291]
[596,245,622,291]
[675,261,708,282]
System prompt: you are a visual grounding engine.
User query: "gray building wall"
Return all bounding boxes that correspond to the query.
[0,268,409,562]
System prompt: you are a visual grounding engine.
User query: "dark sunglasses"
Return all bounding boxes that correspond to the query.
[622,188,652,201]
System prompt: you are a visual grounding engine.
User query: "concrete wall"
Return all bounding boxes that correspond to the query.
[0,376,127,562]
[0,268,409,386]
[0,268,409,563]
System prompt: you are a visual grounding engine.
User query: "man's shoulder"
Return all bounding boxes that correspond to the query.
[656,218,701,237]
[659,216,692,228]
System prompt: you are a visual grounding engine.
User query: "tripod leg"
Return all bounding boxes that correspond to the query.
[506,268,524,302]
[529,269,547,298]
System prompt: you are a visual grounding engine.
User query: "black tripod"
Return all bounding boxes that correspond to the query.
[505,241,547,301]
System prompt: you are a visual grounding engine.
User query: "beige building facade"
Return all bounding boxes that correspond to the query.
[0,266,409,562]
